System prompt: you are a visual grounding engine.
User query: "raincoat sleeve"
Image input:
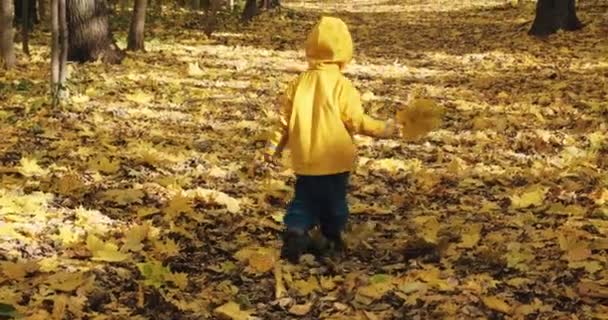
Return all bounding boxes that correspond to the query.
[264,81,296,156]
[340,81,389,137]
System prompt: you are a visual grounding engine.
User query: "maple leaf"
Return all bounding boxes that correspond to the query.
[88,155,121,174]
[510,185,547,209]
[292,276,320,296]
[121,223,150,252]
[214,301,253,320]
[100,188,145,205]
[395,98,444,141]
[126,90,154,104]
[412,216,440,244]
[18,157,49,177]
[164,192,194,219]
[45,272,90,292]
[137,260,171,288]
[86,234,130,262]
[459,224,482,248]
[482,296,512,314]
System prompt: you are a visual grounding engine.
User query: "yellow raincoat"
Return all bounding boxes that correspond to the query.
[265,17,390,175]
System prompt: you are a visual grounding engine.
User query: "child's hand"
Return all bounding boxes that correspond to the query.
[382,119,401,138]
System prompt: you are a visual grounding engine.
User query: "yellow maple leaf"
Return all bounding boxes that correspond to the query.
[88,156,120,174]
[100,188,145,205]
[46,272,87,292]
[18,157,49,177]
[126,90,153,104]
[164,192,193,219]
[558,231,592,262]
[166,272,189,290]
[482,296,512,314]
[187,61,205,77]
[153,238,181,257]
[55,226,80,246]
[459,224,482,248]
[412,216,440,244]
[396,98,444,140]
[510,185,547,209]
[214,301,253,320]
[86,234,130,262]
[56,173,85,195]
[122,223,150,252]
[292,276,320,296]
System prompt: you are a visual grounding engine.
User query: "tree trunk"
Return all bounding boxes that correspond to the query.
[191,0,200,10]
[241,0,257,22]
[51,0,68,105]
[67,0,124,64]
[127,0,147,51]
[529,0,582,37]
[14,0,38,25]
[204,0,219,36]
[38,0,47,22]
[153,0,161,16]
[0,0,15,69]
[22,0,30,56]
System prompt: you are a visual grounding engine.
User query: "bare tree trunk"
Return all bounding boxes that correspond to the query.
[204,0,219,36]
[38,0,47,22]
[67,0,124,64]
[153,0,161,16]
[127,0,147,51]
[529,0,582,37]
[22,0,30,56]
[0,0,15,69]
[191,0,200,10]
[51,0,67,105]
[241,0,257,22]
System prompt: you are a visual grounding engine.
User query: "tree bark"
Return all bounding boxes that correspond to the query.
[529,0,582,37]
[38,0,47,22]
[0,0,16,69]
[204,0,219,36]
[127,0,147,51]
[67,0,124,64]
[241,0,257,22]
[51,0,67,105]
[22,0,30,56]
[14,0,38,25]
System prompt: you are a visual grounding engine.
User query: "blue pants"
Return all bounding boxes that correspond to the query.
[284,172,350,237]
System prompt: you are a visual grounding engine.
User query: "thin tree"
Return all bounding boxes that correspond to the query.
[127,0,147,51]
[0,0,16,69]
[51,0,67,106]
[529,0,583,37]
[22,0,30,56]
[38,0,46,22]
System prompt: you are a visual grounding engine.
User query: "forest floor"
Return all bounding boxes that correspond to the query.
[1,0,608,319]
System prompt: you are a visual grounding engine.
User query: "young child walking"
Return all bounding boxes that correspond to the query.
[264,16,397,263]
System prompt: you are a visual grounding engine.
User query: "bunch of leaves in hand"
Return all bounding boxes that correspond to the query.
[396,98,444,140]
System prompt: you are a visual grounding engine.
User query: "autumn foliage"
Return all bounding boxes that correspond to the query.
[1,0,608,319]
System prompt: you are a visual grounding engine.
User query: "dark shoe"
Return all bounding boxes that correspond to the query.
[312,232,345,258]
[280,229,311,264]
[325,233,346,256]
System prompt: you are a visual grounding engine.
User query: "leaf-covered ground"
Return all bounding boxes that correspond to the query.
[1,0,608,319]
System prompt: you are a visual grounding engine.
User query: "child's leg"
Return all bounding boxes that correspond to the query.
[282,175,318,263]
[284,176,318,232]
[319,172,350,244]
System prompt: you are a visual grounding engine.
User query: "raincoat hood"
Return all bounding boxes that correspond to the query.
[305,17,353,66]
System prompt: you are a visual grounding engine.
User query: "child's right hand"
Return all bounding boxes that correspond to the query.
[382,119,401,138]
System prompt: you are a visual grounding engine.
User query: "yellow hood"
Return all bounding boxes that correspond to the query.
[305,17,353,65]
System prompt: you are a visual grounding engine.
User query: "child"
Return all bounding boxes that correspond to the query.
[264,16,396,263]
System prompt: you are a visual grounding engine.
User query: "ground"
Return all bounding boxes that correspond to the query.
[1,0,608,319]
